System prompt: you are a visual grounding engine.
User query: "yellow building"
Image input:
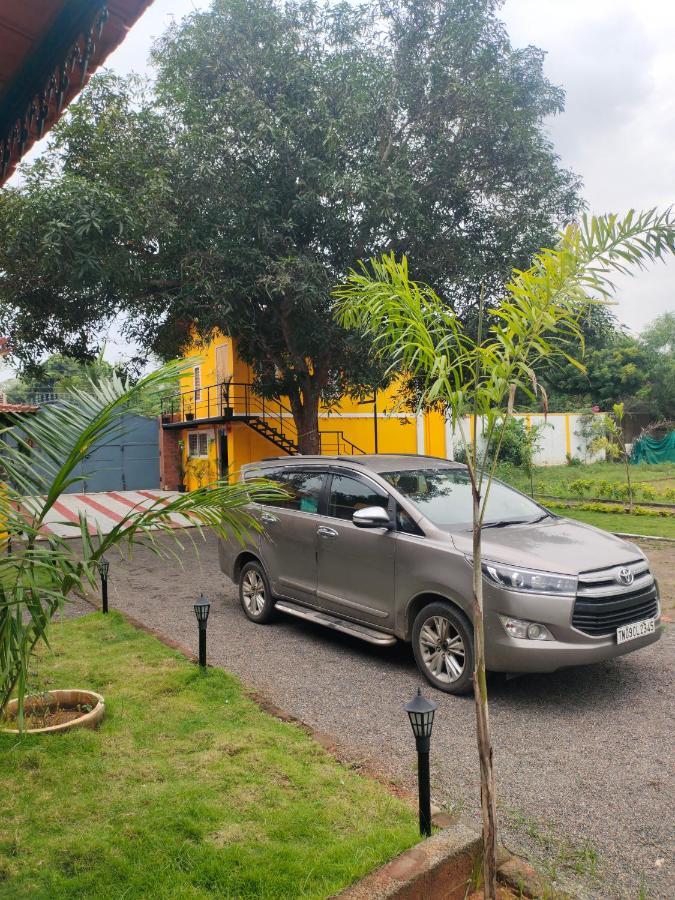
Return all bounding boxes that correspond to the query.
[158,332,586,490]
[159,331,448,491]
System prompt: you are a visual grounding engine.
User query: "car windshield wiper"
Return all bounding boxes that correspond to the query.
[529,512,555,524]
[483,513,555,529]
[482,518,531,529]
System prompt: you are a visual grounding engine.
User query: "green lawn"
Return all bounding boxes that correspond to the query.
[0,613,418,899]
[549,506,675,539]
[499,461,675,501]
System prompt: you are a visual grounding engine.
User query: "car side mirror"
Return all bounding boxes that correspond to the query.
[352,506,391,529]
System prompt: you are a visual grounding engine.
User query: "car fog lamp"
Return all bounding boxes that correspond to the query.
[500,616,554,642]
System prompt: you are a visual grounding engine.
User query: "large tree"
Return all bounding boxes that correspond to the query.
[534,312,675,418]
[0,0,581,452]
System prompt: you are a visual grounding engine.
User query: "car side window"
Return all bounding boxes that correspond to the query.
[244,467,323,512]
[282,470,324,513]
[397,504,424,536]
[328,473,389,521]
[244,466,286,508]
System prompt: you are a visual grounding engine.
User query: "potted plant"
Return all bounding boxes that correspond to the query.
[221,375,234,418]
[186,458,213,490]
[0,361,284,734]
[2,689,105,735]
[185,397,194,421]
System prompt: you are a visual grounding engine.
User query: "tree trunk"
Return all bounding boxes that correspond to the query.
[472,484,498,898]
[624,454,634,513]
[288,385,321,455]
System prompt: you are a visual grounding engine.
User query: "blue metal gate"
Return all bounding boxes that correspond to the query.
[64,414,159,493]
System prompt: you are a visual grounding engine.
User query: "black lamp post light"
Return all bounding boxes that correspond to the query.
[97,557,110,614]
[193,594,211,668]
[405,687,437,837]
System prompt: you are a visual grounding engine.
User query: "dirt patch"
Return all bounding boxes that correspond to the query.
[15,707,86,728]
[636,539,675,610]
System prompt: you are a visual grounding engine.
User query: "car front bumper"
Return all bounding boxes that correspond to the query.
[483,586,663,673]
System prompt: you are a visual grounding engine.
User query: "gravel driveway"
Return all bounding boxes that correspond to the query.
[87,533,673,899]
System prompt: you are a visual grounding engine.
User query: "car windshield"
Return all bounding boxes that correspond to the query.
[381,467,545,529]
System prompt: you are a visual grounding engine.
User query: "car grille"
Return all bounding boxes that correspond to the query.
[573,559,659,637]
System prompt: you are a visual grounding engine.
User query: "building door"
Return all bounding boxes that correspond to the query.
[215,344,230,384]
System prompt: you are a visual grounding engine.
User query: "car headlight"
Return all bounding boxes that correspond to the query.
[482,561,576,596]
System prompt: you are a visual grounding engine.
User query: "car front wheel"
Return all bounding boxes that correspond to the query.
[239,560,276,624]
[412,602,474,695]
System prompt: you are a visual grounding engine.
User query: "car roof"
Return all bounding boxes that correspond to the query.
[242,454,465,474]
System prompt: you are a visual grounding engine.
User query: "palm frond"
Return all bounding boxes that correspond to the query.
[1,360,287,723]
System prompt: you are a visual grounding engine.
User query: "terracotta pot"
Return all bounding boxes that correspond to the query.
[1,689,105,735]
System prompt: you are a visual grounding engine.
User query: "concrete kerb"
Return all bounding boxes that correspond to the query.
[332,819,564,899]
[611,531,675,543]
[333,822,483,900]
[82,598,560,900]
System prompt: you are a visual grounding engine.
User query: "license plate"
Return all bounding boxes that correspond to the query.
[617,617,656,644]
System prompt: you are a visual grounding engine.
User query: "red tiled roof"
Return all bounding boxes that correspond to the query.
[0,402,37,413]
[1,0,156,185]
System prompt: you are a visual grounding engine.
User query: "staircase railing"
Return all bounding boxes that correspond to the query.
[161,380,365,455]
[319,431,365,455]
[160,380,301,447]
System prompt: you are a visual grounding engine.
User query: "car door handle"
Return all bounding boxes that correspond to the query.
[260,512,279,524]
[317,526,338,538]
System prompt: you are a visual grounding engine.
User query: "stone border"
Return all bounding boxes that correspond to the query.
[332,821,562,899]
[612,531,675,543]
[334,821,482,900]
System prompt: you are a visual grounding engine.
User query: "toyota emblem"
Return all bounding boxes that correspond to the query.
[617,567,634,586]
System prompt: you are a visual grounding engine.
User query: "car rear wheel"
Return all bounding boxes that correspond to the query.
[239,560,276,624]
[412,602,474,695]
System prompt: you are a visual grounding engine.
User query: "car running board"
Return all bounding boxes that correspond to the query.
[274,600,397,646]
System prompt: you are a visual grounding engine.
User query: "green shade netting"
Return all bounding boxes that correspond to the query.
[631,430,675,464]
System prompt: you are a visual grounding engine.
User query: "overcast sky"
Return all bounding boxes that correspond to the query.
[7,0,674,368]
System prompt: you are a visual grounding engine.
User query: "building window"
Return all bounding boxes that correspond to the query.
[188,431,209,458]
[193,366,202,402]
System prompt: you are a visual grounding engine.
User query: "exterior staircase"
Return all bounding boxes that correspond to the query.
[161,378,366,457]
[246,415,300,455]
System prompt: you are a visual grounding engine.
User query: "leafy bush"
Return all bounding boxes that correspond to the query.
[613,483,631,501]
[664,487,675,502]
[454,442,470,464]
[566,454,582,466]
[554,501,673,517]
[569,479,593,498]
[637,483,657,502]
[596,480,615,499]
[482,418,545,473]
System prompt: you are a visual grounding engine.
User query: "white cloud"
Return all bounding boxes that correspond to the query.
[9,0,674,350]
[502,0,675,332]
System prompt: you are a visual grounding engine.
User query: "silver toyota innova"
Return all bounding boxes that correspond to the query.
[218,454,662,694]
